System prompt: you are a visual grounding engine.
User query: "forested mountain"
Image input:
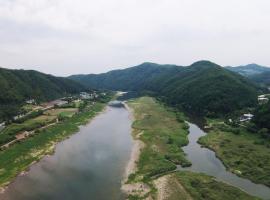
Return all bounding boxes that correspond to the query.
[226,64,270,77]
[249,71,270,87]
[70,61,260,116]
[226,64,270,87]
[0,67,86,121]
[70,62,182,90]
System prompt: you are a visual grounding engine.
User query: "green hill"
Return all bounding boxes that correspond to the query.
[69,61,260,116]
[226,64,270,77]
[249,71,270,87]
[0,67,86,121]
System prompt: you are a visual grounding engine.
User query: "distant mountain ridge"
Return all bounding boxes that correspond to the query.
[226,64,270,86]
[69,61,260,116]
[0,67,86,120]
[226,64,270,76]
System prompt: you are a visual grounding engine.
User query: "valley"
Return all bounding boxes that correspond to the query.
[0,61,270,200]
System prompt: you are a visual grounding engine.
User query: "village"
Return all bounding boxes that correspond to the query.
[0,91,107,150]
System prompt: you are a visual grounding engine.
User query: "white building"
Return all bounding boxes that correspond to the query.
[240,113,254,122]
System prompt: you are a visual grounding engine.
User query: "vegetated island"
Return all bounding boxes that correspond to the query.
[122,96,258,200]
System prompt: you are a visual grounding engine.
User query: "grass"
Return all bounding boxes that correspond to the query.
[126,97,259,200]
[128,97,190,182]
[0,102,106,187]
[44,108,78,118]
[0,115,56,146]
[199,119,270,186]
[171,171,259,200]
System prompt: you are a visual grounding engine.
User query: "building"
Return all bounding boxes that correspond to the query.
[25,99,35,104]
[239,113,254,122]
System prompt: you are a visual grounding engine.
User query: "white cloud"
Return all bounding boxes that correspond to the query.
[0,0,269,75]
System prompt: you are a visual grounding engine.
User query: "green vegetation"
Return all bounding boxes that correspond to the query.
[0,67,86,121]
[226,64,270,77]
[126,97,257,200]
[0,115,56,146]
[0,100,107,187]
[171,171,259,200]
[70,61,260,116]
[253,101,270,133]
[128,97,190,181]
[199,119,270,186]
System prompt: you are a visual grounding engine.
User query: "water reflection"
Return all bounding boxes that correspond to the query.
[1,105,133,200]
[179,122,270,200]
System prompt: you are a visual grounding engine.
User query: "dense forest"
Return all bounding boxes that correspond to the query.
[249,72,270,87]
[0,67,86,121]
[253,101,270,132]
[70,61,261,116]
[226,64,270,87]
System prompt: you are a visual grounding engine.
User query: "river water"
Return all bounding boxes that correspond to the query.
[0,104,133,200]
[180,122,270,200]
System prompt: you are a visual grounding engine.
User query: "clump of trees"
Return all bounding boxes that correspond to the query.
[252,101,270,138]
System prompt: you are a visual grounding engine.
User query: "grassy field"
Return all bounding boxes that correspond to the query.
[0,102,105,187]
[199,119,270,187]
[166,171,258,200]
[44,108,78,118]
[126,97,259,200]
[0,115,57,146]
[128,97,190,181]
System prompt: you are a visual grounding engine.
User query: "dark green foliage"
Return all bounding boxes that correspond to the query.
[250,71,270,87]
[70,61,259,116]
[226,64,270,77]
[253,101,270,134]
[0,67,86,121]
[14,110,43,123]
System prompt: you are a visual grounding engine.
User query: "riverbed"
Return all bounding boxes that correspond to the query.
[180,122,270,200]
[0,104,133,200]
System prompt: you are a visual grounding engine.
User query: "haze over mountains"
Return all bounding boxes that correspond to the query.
[70,61,262,116]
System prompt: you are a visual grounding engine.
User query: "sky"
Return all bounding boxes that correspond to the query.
[0,0,269,76]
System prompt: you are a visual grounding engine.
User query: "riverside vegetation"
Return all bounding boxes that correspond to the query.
[0,95,112,188]
[199,118,270,187]
[124,97,257,200]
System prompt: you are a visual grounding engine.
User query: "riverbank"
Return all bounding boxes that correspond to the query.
[198,118,270,187]
[0,101,108,191]
[123,97,260,200]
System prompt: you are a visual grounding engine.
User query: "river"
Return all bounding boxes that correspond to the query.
[0,104,132,200]
[180,122,270,200]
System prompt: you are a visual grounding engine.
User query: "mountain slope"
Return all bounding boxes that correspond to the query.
[70,61,260,116]
[0,67,86,120]
[249,71,270,87]
[226,64,270,77]
[70,62,182,90]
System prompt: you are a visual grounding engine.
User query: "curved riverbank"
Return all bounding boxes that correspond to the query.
[180,122,270,200]
[0,102,107,194]
[0,104,133,200]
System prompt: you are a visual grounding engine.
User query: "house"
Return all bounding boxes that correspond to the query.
[54,100,68,107]
[41,99,68,110]
[258,97,269,104]
[80,92,91,99]
[0,122,5,131]
[25,99,35,104]
[239,113,254,122]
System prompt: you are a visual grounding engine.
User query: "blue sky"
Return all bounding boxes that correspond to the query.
[0,0,269,76]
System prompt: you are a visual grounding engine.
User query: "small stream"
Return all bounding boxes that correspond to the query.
[0,103,133,200]
[179,122,270,200]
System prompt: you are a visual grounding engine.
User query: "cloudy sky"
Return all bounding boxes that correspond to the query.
[0,0,269,76]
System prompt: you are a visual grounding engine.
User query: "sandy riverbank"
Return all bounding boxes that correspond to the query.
[121,103,150,198]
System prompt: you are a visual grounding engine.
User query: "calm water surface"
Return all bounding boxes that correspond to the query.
[0,104,132,200]
[180,122,270,200]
